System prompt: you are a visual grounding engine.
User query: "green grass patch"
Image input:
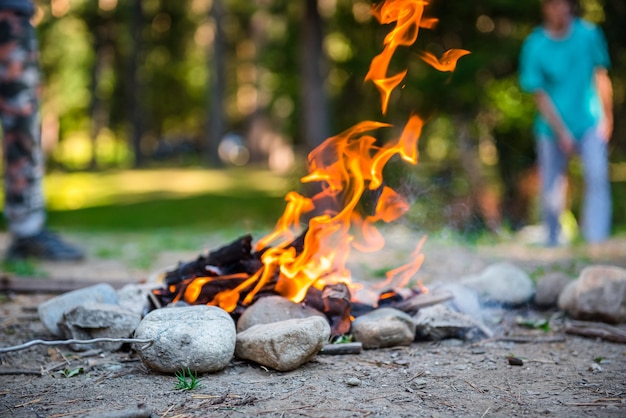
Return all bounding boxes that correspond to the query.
[46,192,286,232]
[1,168,291,233]
[1,259,48,277]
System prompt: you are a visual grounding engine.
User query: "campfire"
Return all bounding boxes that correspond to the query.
[149,0,470,336]
[3,4,626,417]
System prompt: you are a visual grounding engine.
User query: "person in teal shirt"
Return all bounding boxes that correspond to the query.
[519,0,613,247]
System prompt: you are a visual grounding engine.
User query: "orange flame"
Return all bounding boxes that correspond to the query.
[418,49,471,72]
[365,0,427,114]
[168,0,468,314]
[234,117,424,308]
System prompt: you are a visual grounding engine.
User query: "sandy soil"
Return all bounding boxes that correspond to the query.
[1,231,626,417]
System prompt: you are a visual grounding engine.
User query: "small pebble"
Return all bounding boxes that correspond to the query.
[346,377,361,386]
[411,378,428,388]
[507,356,524,366]
[589,363,602,373]
[441,338,464,347]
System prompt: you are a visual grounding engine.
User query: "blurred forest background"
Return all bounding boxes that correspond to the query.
[3,0,626,239]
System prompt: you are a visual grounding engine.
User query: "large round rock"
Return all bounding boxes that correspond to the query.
[135,305,236,374]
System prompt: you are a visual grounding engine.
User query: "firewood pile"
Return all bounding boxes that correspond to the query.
[148,234,450,337]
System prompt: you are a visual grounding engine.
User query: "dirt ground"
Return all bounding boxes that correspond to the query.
[1,230,626,417]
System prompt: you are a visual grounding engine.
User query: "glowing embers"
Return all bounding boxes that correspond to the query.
[151,234,428,336]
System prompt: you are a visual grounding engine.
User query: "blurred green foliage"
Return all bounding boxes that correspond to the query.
[5,0,625,233]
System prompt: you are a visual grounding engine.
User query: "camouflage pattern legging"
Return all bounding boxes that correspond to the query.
[0,10,45,237]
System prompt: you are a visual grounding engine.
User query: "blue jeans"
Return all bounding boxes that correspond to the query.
[537,127,611,245]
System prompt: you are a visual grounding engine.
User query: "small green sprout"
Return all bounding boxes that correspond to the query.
[332,334,354,344]
[174,368,202,391]
[59,367,83,378]
[516,316,551,332]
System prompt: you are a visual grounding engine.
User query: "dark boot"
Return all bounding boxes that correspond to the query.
[5,230,85,261]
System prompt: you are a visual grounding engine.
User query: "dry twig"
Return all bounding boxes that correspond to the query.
[0,338,153,353]
[465,379,485,393]
[472,335,566,346]
[0,275,135,293]
[564,320,626,343]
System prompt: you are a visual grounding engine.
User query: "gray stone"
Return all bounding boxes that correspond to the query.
[351,307,416,349]
[237,295,325,332]
[460,262,535,305]
[134,305,236,374]
[117,283,159,316]
[558,265,626,323]
[414,304,478,340]
[535,272,572,308]
[235,316,330,371]
[438,283,482,317]
[60,303,142,351]
[38,284,119,337]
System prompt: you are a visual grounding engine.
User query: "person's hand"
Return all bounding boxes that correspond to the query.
[598,114,613,142]
[558,129,575,155]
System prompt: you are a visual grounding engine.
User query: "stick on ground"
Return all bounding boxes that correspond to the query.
[0,338,154,353]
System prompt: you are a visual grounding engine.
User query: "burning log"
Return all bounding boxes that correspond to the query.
[150,232,310,314]
[151,237,353,336]
[161,234,259,287]
[149,234,442,337]
[303,283,352,336]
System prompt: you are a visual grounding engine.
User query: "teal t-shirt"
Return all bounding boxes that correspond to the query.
[519,18,610,141]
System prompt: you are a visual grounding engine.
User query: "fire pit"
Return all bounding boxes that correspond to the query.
[147,0,470,343]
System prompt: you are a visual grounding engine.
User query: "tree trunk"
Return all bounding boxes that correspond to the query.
[245,2,269,164]
[206,0,226,167]
[301,0,330,152]
[88,20,112,170]
[128,0,144,168]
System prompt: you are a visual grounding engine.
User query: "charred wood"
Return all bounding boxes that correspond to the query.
[392,289,454,313]
[164,235,256,287]
[304,283,352,336]
[206,234,254,267]
[319,342,362,355]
